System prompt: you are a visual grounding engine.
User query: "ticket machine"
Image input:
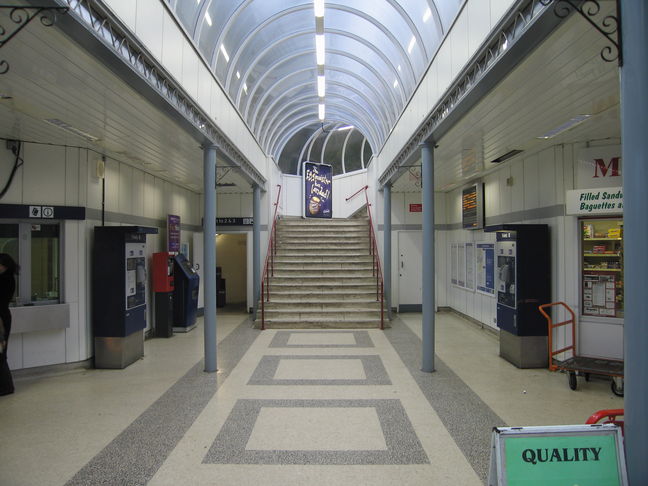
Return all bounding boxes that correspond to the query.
[92,226,157,368]
[487,224,550,368]
[172,253,199,332]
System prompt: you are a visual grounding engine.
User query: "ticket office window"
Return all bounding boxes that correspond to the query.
[0,222,61,305]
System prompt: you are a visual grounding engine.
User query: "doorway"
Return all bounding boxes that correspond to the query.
[398,231,423,312]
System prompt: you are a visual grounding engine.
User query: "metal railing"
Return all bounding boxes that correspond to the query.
[260,184,282,330]
[346,185,385,329]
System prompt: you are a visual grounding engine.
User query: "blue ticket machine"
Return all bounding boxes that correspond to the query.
[488,224,550,368]
[172,253,199,332]
[92,226,158,368]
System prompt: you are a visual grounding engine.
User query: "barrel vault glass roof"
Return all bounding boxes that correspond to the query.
[166,0,462,168]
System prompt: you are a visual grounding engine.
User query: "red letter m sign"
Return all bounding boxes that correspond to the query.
[593,157,620,178]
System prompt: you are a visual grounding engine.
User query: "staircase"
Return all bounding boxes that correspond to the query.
[257,216,385,329]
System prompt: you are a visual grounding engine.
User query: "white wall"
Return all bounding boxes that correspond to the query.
[1,142,200,370]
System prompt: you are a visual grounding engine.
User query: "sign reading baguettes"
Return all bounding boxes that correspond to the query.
[302,161,332,219]
[566,187,623,215]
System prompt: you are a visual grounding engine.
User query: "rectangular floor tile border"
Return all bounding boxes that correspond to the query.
[247,354,392,385]
[383,316,507,484]
[269,330,375,348]
[64,318,259,486]
[203,398,429,465]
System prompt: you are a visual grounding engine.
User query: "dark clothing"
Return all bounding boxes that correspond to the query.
[0,271,15,395]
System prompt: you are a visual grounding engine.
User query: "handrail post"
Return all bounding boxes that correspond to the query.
[261,280,265,330]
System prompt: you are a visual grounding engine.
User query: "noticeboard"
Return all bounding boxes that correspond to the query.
[488,425,628,486]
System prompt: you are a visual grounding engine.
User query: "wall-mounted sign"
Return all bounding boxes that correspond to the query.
[476,243,495,295]
[566,187,623,215]
[215,217,253,226]
[303,161,332,219]
[489,425,628,486]
[576,146,621,189]
[462,183,484,229]
[167,214,181,252]
[0,203,85,220]
[409,203,422,213]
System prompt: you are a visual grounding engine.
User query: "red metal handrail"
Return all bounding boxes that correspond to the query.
[347,185,385,330]
[260,184,282,330]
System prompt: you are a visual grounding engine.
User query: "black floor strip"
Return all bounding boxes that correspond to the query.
[64,318,259,486]
[384,316,507,484]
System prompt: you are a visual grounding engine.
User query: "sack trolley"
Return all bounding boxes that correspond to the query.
[538,302,624,396]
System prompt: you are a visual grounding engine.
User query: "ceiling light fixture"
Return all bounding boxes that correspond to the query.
[317,75,325,97]
[315,34,325,65]
[393,79,399,89]
[318,103,325,121]
[337,125,354,131]
[43,118,100,142]
[314,0,324,17]
[204,11,212,26]
[537,115,592,139]
[236,71,240,79]
[220,44,229,63]
[423,8,431,22]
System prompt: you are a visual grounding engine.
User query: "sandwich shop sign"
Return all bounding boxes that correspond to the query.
[566,187,623,215]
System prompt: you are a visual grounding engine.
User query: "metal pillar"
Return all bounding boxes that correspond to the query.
[203,145,217,373]
[383,184,392,319]
[421,143,435,372]
[621,1,648,481]
[252,185,261,319]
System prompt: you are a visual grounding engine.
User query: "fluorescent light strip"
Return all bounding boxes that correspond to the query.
[236,71,240,79]
[318,103,325,120]
[316,34,325,65]
[537,115,592,139]
[337,125,354,131]
[314,0,324,17]
[204,11,212,26]
[317,75,325,97]
[393,79,399,89]
[423,8,431,22]
[220,44,230,63]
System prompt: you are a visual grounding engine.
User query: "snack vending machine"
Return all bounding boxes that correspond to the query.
[93,226,158,368]
[490,224,550,368]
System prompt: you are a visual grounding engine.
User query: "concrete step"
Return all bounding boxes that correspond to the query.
[264,290,379,300]
[256,318,383,329]
[268,276,377,285]
[277,236,369,245]
[272,255,374,264]
[272,268,374,277]
[262,299,380,309]
[271,261,374,270]
[279,218,368,226]
[277,229,368,237]
[276,248,372,256]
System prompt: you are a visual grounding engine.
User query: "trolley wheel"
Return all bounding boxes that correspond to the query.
[568,372,577,391]
[584,373,591,382]
[611,379,624,397]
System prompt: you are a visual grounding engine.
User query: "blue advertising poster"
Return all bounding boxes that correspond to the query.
[167,214,181,252]
[476,243,495,295]
[303,161,333,218]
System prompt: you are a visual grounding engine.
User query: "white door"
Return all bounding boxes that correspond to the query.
[398,231,423,310]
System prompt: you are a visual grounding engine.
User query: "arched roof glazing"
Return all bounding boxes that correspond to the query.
[167,0,462,167]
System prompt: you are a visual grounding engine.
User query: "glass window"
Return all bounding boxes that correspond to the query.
[581,218,623,318]
[0,222,61,306]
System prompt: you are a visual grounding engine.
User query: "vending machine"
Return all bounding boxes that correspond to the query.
[92,226,158,368]
[488,224,550,368]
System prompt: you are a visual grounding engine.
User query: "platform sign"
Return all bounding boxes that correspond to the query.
[302,161,332,219]
[489,425,627,486]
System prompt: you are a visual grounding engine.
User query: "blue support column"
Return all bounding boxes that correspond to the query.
[620,1,648,481]
[252,185,261,319]
[421,143,435,372]
[203,145,217,373]
[383,184,392,319]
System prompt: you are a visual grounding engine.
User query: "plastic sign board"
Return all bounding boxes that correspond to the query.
[303,161,332,219]
[167,214,181,252]
[566,187,623,215]
[488,425,628,486]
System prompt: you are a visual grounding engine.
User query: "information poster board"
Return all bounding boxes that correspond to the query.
[476,243,495,295]
[489,425,627,486]
[167,214,180,252]
[457,243,466,287]
[302,161,332,219]
[465,243,475,290]
[451,243,458,285]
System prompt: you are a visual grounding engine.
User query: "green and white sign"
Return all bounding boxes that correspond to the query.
[489,425,627,486]
[566,187,623,215]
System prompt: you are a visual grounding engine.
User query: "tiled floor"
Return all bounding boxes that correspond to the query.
[0,311,623,485]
